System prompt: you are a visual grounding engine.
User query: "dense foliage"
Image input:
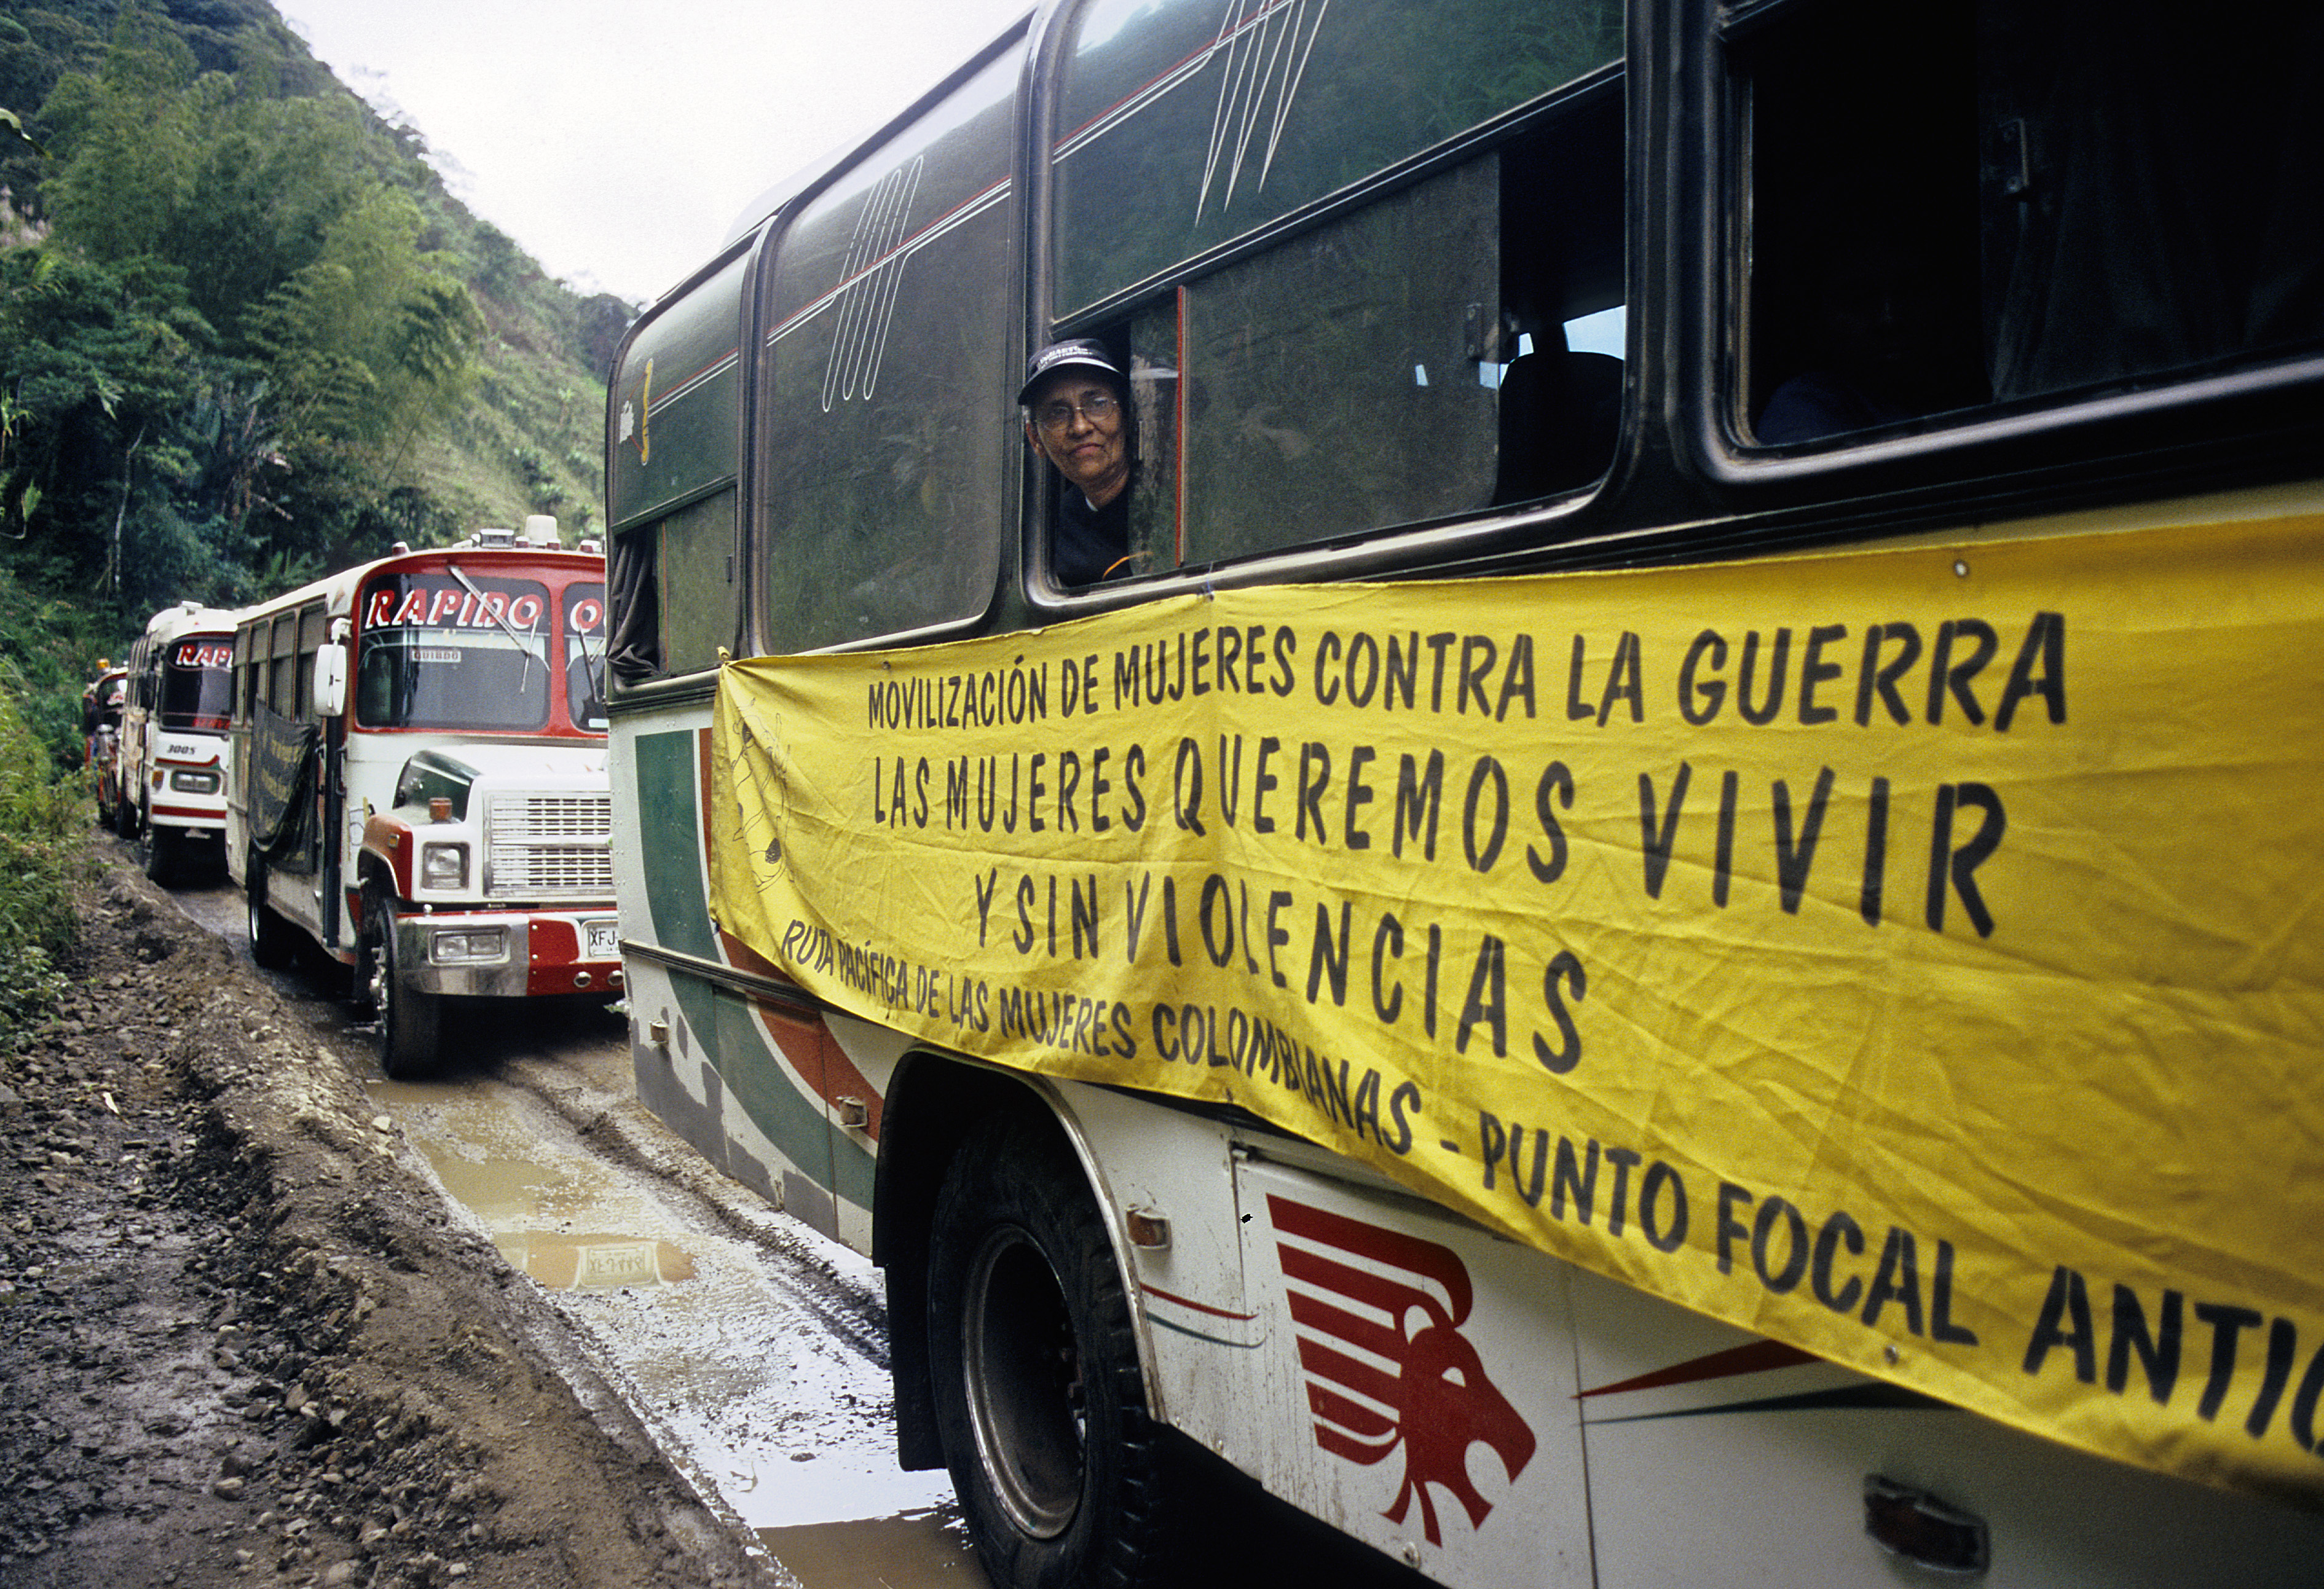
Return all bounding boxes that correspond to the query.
[0,0,628,767]
[0,638,80,1048]
[0,1,632,1034]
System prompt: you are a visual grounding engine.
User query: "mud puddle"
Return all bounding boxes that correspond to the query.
[366,1071,970,1579]
[173,877,973,1585]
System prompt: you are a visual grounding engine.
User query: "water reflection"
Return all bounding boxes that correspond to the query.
[496,1231,696,1289]
[757,1509,975,1585]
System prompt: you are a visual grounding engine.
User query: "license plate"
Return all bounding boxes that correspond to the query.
[585,919,620,959]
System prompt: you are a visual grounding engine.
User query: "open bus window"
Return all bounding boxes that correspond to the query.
[607,487,738,685]
[1739,0,2324,447]
[606,525,661,685]
[1063,72,1623,573]
[1493,82,1625,501]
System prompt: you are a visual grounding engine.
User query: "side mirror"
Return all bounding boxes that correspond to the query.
[313,641,347,718]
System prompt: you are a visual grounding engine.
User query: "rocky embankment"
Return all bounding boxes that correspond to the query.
[0,855,768,1589]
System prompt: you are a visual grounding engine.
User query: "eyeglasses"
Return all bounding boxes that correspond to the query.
[1032,391,1120,434]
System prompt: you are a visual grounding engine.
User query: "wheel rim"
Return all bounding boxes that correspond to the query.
[369,920,393,1022]
[961,1226,1085,1540]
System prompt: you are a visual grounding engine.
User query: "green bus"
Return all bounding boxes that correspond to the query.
[605,1,2324,1583]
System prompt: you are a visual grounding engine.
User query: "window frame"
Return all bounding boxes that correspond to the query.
[1689,0,2324,501]
[1021,20,1636,611]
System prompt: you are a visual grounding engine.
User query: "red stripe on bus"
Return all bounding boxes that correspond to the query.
[1576,1339,1819,1400]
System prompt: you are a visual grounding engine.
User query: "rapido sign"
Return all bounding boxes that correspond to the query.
[707,511,2324,1504]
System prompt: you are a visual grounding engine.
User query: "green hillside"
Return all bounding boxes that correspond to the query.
[0,0,631,765]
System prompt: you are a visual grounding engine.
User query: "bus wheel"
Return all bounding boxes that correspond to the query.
[114,783,137,839]
[927,1113,1180,1589]
[139,807,176,887]
[368,897,441,1080]
[246,865,297,971]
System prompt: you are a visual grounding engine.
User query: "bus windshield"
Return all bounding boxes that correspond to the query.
[564,581,609,733]
[355,571,553,732]
[160,637,232,731]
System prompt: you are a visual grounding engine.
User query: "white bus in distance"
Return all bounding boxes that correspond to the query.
[226,519,620,1077]
[119,600,237,885]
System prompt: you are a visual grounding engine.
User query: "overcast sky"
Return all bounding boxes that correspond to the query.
[280,0,1034,307]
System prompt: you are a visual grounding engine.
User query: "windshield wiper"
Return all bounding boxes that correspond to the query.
[446,563,541,694]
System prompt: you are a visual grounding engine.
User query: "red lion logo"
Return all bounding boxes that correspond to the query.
[1270,1195,1537,1545]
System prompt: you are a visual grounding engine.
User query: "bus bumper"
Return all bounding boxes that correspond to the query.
[393,910,624,998]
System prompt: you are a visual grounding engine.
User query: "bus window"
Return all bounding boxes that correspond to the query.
[1739,0,2324,447]
[609,252,747,532]
[756,51,1014,654]
[1121,300,1181,577]
[1493,85,1625,501]
[565,579,610,732]
[355,573,553,732]
[297,604,329,721]
[1050,1,1625,573]
[1179,156,1500,564]
[607,486,738,685]
[267,614,298,715]
[1053,0,1621,318]
[160,638,233,731]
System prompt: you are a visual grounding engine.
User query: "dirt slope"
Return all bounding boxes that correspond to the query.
[0,853,772,1589]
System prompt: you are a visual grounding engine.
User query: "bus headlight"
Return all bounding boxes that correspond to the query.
[420,841,470,890]
[431,927,506,964]
[168,769,220,794]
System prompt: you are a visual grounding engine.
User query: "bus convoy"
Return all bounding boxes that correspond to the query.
[598,0,2324,1587]
[104,519,621,1080]
[84,0,2324,1583]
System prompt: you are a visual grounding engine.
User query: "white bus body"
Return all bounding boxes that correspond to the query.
[227,527,619,1077]
[119,601,237,885]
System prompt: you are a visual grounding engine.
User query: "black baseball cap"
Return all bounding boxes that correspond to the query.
[1017,339,1125,405]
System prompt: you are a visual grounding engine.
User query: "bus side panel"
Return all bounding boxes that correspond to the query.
[1226,1157,1594,1588]
[1036,1083,1253,1427]
[616,717,876,1248]
[1572,1270,2324,1587]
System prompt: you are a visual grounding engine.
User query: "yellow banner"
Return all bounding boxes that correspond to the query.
[709,512,2324,1503]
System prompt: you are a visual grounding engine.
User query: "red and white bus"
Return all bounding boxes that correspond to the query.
[80,661,127,833]
[119,602,237,885]
[226,521,620,1077]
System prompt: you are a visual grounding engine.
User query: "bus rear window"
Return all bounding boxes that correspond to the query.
[161,638,233,731]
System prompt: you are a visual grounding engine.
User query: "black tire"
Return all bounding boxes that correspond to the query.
[139,806,176,887]
[349,885,381,1019]
[113,780,138,839]
[246,863,297,971]
[368,892,440,1079]
[927,1114,1182,1589]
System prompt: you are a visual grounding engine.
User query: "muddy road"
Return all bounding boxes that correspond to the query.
[0,844,955,1589]
[169,873,972,1584]
[1,841,1422,1589]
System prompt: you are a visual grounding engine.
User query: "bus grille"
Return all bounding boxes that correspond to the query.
[486,793,613,898]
